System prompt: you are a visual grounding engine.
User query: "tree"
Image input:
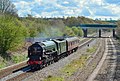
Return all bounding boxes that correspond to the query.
[72,26,83,36]
[64,26,75,36]
[77,27,83,36]
[21,19,39,37]
[72,26,79,36]
[0,15,28,55]
[0,0,17,16]
[29,26,38,37]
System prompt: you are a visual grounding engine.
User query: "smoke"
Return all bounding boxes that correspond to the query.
[38,26,64,38]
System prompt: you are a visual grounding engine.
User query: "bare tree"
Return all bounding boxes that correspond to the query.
[0,0,17,15]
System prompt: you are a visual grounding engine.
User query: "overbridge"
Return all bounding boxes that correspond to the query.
[76,24,117,37]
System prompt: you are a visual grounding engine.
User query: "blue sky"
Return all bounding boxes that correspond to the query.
[11,0,120,20]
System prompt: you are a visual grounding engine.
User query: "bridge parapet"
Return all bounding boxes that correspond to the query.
[77,24,117,29]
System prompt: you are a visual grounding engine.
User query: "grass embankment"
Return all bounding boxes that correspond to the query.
[0,43,29,69]
[0,58,7,69]
[44,46,97,81]
[44,75,64,81]
[0,54,27,69]
[61,46,96,76]
[11,54,27,63]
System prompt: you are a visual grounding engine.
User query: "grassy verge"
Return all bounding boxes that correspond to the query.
[61,55,88,76]
[0,56,8,69]
[43,46,97,81]
[0,60,7,69]
[44,75,64,81]
[44,55,89,81]
[86,46,96,53]
[11,54,27,63]
[0,54,27,69]
[61,46,97,77]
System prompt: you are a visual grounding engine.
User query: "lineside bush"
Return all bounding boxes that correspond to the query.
[0,15,29,57]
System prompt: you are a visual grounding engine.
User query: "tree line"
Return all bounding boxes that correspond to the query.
[0,0,113,56]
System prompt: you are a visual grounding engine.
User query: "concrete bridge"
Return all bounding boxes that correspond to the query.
[76,24,117,37]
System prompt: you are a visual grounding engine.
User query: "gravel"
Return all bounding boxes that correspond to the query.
[93,38,117,81]
[114,40,120,81]
[71,38,105,81]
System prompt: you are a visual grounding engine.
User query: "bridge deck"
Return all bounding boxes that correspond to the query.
[77,24,117,29]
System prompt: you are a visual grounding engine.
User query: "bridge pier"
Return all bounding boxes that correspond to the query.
[83,29,87,37]
[99,29,101,37]
[113,29,115,37]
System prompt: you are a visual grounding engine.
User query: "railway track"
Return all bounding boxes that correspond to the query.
[0,61,27,79]
[86,38,107,81]
[0,38,94,81]
[72,37,105,81]
[64,33,117,81]
[86,37,117,81]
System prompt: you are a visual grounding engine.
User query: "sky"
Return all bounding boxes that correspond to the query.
[11,0,120,20]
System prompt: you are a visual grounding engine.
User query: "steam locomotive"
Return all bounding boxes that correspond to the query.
[27,37,79,69]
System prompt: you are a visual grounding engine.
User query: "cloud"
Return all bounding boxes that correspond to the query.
[105,0,120,4]
[105,4,120,15]
[57,0,78,7]
[11,0,120,19]
[81,7,91,16]
[94,7,116,16]
[63,1,69,4]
